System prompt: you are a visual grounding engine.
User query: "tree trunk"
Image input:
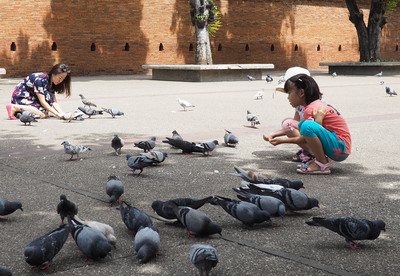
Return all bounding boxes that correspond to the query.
[346,0,387,62]
[191,0,213,65]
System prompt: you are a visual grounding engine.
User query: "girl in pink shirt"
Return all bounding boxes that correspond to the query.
[264,74,351,175]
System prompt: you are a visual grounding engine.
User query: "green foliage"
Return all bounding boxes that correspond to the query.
[208,2,222,37]
[386,0,399,12]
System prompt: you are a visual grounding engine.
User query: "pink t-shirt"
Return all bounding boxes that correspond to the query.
[303,100,351,154]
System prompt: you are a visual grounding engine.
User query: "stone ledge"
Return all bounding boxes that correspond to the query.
[142,64,274,82]
[319,62,400,75]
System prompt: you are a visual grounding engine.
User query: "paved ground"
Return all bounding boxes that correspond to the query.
[0,71,399,275]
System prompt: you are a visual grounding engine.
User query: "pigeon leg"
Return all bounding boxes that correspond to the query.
[346,242,362,249]
[40,263,51,270]
[187,231,195,238]
[136,169,143,176]
[0,217,7,221]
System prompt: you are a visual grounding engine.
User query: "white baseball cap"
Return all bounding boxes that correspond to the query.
[276,66,310,93]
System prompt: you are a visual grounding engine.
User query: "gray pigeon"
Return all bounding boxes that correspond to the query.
[126,154,154,175]
[171,130,183,141]
[61,141,91,161]
[19,110,38,125]
[73,215,117,248]
[247,75,256,81]
[190,244,218,276]
[265,74,273,82]
[101,107,124,118]
[168,201,222,237]
[56,194,78,224]
[385,86,397,96]
[151,196,216,220]
[247,110,260,127]
[106,175,124,204]
[111,134,124,155]
[306,217,386,249]
[79,94,97,108]
[134,137,156,152]
[134,226,161,264]
[233,188,286,218]
[120,201,153,236]
[77,106,103,118]
[214,195,271,226]
[68,217,112,260]
[194,140,219,156]
[140,150,168,165]
[224,129,239,147]
[248,184,318,212]
[162,137,200,154]
[0,198,23,220]
[0,267,12,276]
[232,165,304,190]
[24,224,70,269]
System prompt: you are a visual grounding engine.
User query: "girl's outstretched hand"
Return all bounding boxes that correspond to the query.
[264,135,281,146]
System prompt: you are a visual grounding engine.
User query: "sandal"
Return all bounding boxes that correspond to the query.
[297,160,331,175]
[292,149,314,162]
[6,104,17,120]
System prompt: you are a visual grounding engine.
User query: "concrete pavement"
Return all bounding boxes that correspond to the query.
[0,72,400,275]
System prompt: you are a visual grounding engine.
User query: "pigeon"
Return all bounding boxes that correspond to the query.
[0,267,12,276]
[190,244,218,276]
[101,107,124,118]
[134,136,156,152]
[306,217,386,249]
[385,86,397,96]
[162,137,200,154]
[56,194,78,224]
[79,94,97,108]
[0,198,23,220]
[61,141,91,161]
[134,226,161,264]
[247,110,260,127]
[77,106,103,118]
[247,184,319,212]
[238,182,286,192]
[233,188,286,218]
[24,224,70,269]
[151,196,216,220]
[375,71,383,77]
[253,89,264,100]
[332,72,337,77]
[140,151,168,165]
[247,75,256,81]
[277,75,285,85]
[224,129,239,146]
[61,110,85,122]
[265,74,273,82]
[214,195,271,226]
[379,80,385,85]
[74,215,117,248]
[19,110,38,125]
[126,154,154,175]
[68,216,112,260]
[178,98,195,111]
[171,130,183,141]
[106,175,124,204]
[111,134,124,155]
[168,201,222,237]
[194,140,219,156]
[120,201,153,236]
[231,165,304,190]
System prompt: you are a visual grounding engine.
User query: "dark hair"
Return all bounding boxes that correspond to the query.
[284,74,322,105]
[48,63,71,97]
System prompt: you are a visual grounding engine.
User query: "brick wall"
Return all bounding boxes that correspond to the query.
[0,0,399,77]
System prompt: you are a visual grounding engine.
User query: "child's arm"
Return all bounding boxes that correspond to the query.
[268,135,306,146]
[313,105,327,125]
[36,93,63,118]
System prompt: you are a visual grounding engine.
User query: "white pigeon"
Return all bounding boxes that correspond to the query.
[178,98,195,111]
[277,75,285,85]
[332,72,337,77]
[253,89,264,100]
[247,75,256,81]
[385,86,397,96]
[375,71,383,77]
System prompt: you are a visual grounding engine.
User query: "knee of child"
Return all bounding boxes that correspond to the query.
[300,120,318,135]
[281,118,294,132]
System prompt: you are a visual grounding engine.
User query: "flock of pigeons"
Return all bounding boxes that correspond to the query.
[1,80,389,275]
